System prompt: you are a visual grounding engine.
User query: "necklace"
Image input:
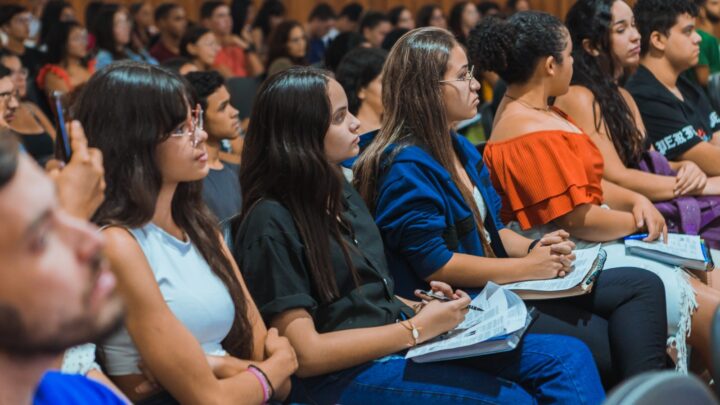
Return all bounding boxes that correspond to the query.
[503,93,549,111]
[503,93,581,133]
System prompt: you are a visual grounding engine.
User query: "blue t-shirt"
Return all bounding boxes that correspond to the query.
[34,372,125,405]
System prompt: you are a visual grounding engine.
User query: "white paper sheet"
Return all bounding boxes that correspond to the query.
[406,283,527,360]
[500,245,602,292]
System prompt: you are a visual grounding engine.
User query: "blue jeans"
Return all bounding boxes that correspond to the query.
[289,334,605,404]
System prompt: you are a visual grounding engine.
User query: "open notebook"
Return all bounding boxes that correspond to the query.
[406,283,533,363]
[625,233,714,271]
[501,245,606,300]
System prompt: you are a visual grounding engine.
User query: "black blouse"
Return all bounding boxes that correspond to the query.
[232,181,413,333]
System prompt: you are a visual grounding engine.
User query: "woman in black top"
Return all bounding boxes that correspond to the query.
[232,66,606,404]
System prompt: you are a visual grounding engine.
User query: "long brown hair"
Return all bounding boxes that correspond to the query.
[354,27,494,256]
[238,67,359,304]
[74,61,253,358]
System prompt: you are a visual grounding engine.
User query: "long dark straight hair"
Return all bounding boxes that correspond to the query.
[74,61,253,358]
[354,27,495,257]
[44,21,91,68]
[266,20,308,69]
[238,67,358,304]
[93,5,128,60]
[566,0,644,167]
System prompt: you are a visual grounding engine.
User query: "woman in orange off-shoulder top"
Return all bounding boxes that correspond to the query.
[470,10,720,374]
[37,22,95,97]
[484,119,604,230]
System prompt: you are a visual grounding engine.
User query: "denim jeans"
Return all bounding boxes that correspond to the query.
[289,334,605,404]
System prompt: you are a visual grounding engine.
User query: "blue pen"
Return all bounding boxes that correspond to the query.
[700,239,711,265]
[624,233,649,241]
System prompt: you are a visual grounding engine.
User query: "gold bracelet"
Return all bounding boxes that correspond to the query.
[400,320,420,346]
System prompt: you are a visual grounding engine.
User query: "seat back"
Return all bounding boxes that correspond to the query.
[712,305,720,397]
[226,77,260,119]
[707,72,720,114]
[604,371,717,405]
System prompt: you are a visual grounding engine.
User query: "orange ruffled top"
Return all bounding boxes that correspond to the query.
[483,128,604,230]
[36,60,96,92]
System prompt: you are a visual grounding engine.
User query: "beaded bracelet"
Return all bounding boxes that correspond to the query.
[247,365,271,403]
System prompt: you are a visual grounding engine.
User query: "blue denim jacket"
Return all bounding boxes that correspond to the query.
[374,133,508,296]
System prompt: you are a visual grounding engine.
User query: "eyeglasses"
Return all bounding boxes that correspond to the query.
[11,68,28,79]
[439,65,477,86]
[170,105,203,147]
[0,90,19,104]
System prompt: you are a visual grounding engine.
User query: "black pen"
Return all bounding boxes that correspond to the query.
[417,290,483,311]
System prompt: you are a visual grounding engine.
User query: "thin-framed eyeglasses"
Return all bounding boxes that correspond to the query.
[0,90,19,105]
[438,65,477,86]
[170,105,204,147]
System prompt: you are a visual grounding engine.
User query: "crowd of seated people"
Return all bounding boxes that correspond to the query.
[6,0,720,404]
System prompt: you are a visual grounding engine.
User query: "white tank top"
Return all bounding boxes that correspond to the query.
[473,186,492,243]
[101,223,235,375]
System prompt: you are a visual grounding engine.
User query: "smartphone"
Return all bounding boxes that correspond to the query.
[417,289,452,302]
[53,91,72,163]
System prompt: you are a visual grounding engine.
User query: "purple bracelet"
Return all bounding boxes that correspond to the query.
[247,366,271,403]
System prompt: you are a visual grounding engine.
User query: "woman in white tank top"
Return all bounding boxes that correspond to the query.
[75,61,297,404]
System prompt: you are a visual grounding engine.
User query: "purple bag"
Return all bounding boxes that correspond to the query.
[638,151,720,249]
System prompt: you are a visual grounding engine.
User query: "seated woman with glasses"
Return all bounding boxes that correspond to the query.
[353,26,669,387]
[75,61,297,404]
[0,50,55,166]
[37,21,96,98]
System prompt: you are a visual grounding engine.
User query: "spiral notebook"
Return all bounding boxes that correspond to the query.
[406,283,533,363]
[501,245,606,300]
[625,234,714,271]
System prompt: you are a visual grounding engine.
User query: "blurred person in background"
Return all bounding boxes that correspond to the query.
[306,3,336,65]
[416,4,447,29]
[149,3,187,63]
[266,20,307,76]
[202,0,264,78]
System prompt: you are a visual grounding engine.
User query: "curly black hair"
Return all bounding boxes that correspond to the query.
[468,11,567,84]
[633,0,698,56]
[566,0,645,167]
[335,47,387,114]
